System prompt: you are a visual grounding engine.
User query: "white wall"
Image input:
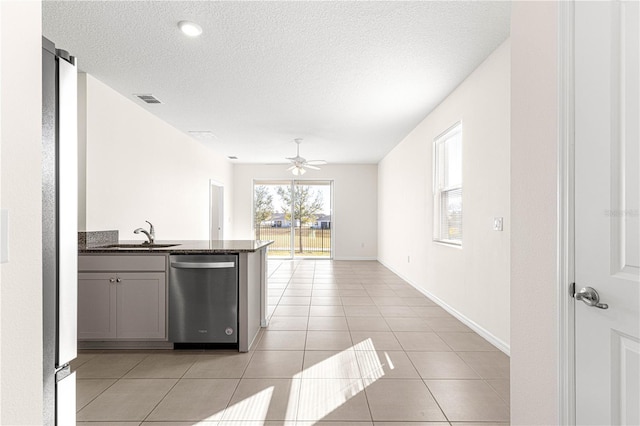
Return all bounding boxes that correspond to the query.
[0,1,44,423]
[510,2,559,424]
[233,164,377,260]
[377,40,511,351]
[81,74,234,240]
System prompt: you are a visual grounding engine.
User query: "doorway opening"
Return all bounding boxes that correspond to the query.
[209,180,224,240]
[253,180,333,259]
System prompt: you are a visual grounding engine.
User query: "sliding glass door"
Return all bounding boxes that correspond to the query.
[291,181,332,258]
[254,182,293,257]
[254,180,332,259]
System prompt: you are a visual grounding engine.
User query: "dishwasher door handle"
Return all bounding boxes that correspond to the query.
[171,261,235,269]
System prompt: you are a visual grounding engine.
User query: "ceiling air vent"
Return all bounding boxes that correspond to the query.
[134,94,162,104]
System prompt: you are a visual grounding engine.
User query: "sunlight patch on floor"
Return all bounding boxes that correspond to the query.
[218,338,386,423]
[302,350,360,379]
[296,377,366,422]
[295,338,383,422]
[221,385,274,422]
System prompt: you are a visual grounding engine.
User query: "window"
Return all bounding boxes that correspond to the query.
[433,122,462,245]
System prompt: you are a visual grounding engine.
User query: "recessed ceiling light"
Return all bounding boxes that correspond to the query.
[178,21,202,37]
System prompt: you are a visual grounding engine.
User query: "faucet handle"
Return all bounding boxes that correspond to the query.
[145,220,155,238]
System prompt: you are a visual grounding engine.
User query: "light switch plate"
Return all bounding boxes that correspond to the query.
[493,217,503,231]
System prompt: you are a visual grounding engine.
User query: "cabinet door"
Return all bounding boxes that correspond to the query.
[116,272,166,339]
[78,273,117,339]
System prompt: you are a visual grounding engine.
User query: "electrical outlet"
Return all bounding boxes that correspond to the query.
[493,217,504,231]
[407,255,411,263]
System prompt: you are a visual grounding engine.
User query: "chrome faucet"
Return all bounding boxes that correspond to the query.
[134,220,155,244]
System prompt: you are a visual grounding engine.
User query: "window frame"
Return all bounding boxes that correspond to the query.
[432,121,463,246]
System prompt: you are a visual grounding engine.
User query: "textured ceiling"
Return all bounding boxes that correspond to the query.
[43,1,511,164]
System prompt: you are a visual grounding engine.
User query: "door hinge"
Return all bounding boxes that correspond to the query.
[570,282,576,298]
[55,364,71,382]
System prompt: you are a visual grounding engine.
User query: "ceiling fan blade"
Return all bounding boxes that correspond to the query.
[286,156,307,164]
[306,160,327,165]
[286,165,296,171]
[304,164,320,170]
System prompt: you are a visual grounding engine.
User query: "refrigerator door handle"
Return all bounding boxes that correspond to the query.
[56,55,78,367]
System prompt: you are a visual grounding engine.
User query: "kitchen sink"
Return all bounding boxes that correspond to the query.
[100,243,180,249]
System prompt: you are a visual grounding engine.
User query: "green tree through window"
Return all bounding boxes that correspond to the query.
[254,185,274,240]
[277,185,323,253]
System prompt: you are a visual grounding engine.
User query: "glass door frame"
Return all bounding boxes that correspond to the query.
[253,179,334,260]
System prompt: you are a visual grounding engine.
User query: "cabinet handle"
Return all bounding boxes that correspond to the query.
[109,278,116,283]
[116,278,122,283]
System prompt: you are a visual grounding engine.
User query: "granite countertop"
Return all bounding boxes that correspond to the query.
[80,239,273,254]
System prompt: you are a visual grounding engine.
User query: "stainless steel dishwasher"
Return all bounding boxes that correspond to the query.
[169,254,238,345]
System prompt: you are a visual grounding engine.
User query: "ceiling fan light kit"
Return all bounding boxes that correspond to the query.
[285,138,326,175]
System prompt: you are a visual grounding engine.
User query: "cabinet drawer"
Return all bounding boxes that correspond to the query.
[79,255,166,272]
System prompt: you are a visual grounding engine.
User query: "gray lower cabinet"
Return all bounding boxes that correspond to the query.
[78,254,167,341]
[116,273,166,339]
[77,273,116,339]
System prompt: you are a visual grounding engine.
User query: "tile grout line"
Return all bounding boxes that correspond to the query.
[77,352,160,423]
[137,353,197,424]
[295,259,312,423]
[421,376,453,424]
[484,378,511,406]
[74,377,118,414]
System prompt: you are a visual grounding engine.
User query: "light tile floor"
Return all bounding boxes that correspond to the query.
[75,260,510,425]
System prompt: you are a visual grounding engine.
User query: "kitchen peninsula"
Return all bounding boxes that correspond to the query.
[78,231,272,352]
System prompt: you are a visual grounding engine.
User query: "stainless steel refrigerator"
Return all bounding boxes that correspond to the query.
[42,36,78,426]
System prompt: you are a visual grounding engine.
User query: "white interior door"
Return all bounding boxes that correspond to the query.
[210,181,224,240]
[575,2,639,425]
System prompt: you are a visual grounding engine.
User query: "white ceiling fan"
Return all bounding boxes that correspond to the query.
[286,138,327,175]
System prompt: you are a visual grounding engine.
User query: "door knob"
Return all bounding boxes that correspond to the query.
[575,286,608,309]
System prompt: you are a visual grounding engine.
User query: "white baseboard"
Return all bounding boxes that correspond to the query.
[333,256,378,261]
[267,257,377,262]
[378,259,510,356]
